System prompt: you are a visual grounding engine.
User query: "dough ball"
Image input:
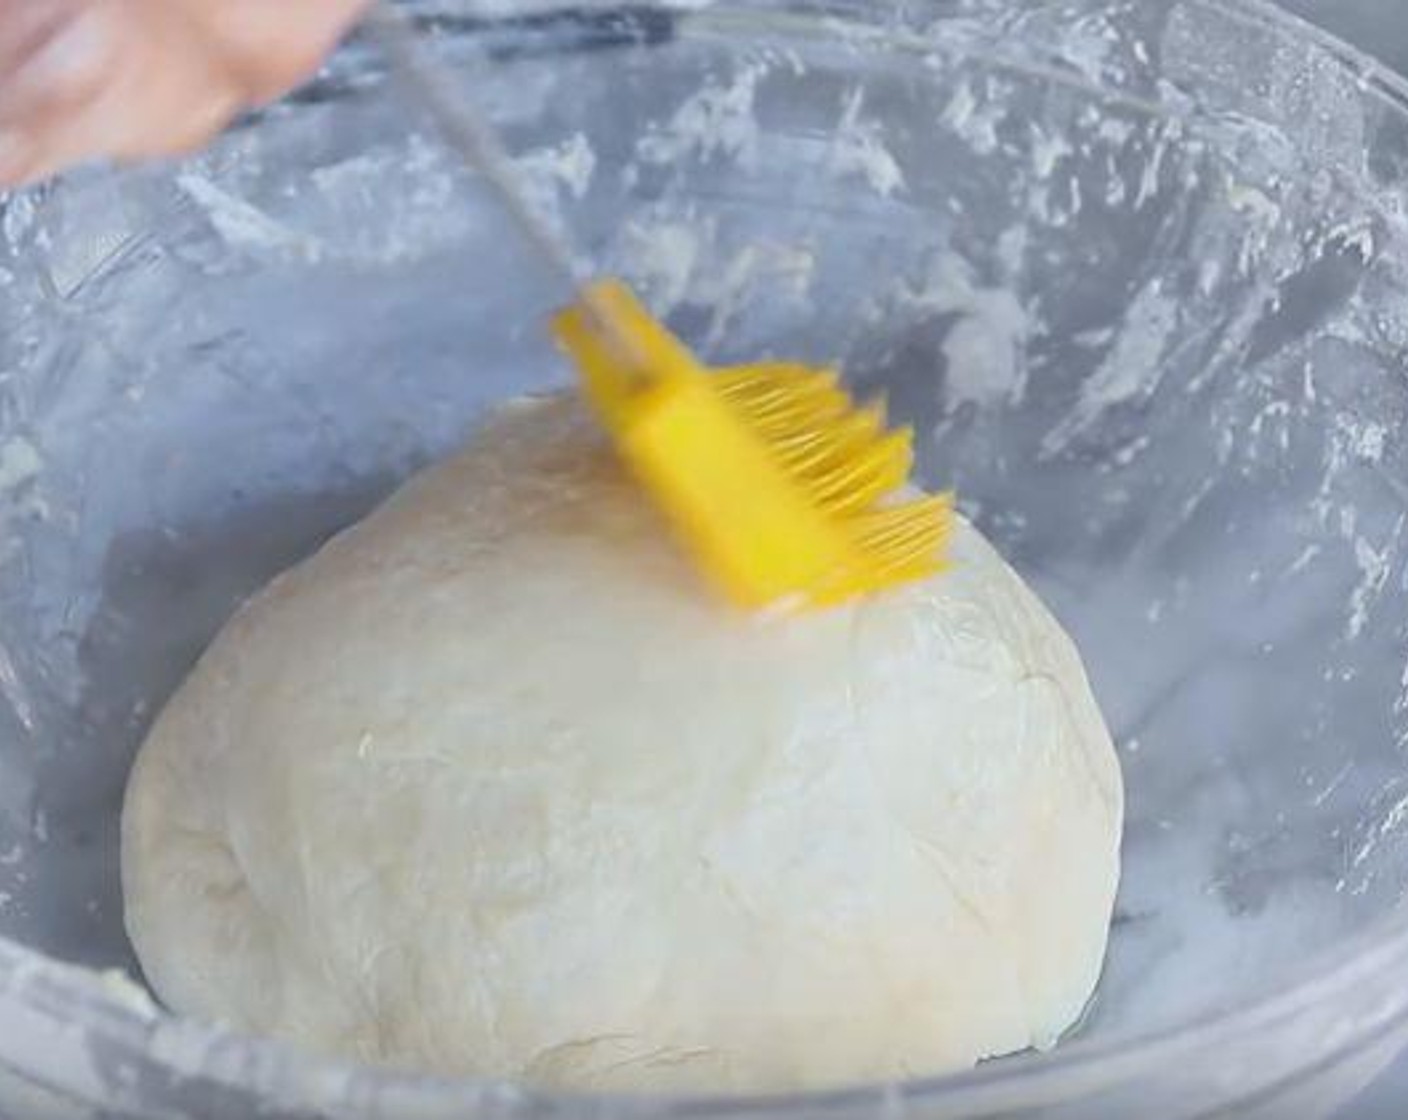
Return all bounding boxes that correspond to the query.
[122,395,1122,1094]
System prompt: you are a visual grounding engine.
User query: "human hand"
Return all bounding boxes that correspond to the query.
[0,0,369,186]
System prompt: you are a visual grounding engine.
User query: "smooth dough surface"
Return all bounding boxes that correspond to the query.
[122,396,1123,1094]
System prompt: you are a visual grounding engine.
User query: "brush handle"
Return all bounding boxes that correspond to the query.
[363,2,585,294]
[363,2,647,370]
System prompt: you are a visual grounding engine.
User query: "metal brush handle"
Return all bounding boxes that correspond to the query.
[362,2,585,294]
[364,2,644,368]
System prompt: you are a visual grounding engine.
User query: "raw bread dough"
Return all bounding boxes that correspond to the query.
[122,395,1123,1094]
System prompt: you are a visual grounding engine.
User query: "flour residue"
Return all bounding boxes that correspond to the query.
[1041,282,1180,456]
[941,80,1003,157]
[180,129,601,269]
[613,216,814,345]
[1346,522,1401,642]
[177,174,319,259]
[515,133,598,220]
[928,271,1028,410]
[635,62,766,170]
[0,438,40,494]
[617,220,705,315]
[1031,128,1073,182]
[830,89,906,199]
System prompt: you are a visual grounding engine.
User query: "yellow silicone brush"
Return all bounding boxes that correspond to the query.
[369,5,952,611]
[553,282,952,609]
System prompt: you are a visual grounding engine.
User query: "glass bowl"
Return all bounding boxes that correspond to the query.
[6,1,1408,1115]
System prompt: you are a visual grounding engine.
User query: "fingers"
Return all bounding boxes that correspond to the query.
[0,0,85,75]
[0,0,226,185]
[0,0,370,187]
[0,0,123,183]
[186,0,371,105]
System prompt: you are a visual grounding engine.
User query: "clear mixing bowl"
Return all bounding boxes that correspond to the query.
[5,0,1408,1115]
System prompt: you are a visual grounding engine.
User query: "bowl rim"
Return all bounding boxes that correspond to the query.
[6,0,1408,1113]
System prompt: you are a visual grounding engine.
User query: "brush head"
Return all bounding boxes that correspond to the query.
[552,280,953,611]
